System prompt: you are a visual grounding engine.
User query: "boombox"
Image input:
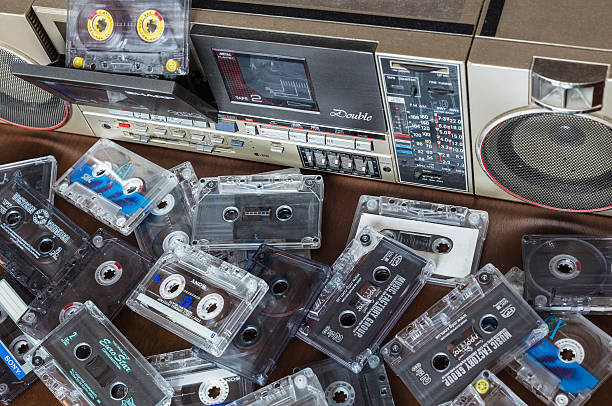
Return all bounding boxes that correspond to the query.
[3,0,612,214]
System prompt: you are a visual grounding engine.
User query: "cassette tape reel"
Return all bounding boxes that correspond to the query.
[0,156,57,203]
[66,0,190,76]
[0,178,89,296]
[298,226,434,373]
[135,161,199,257]
[349,196,489,286]
[148,349,253,405]
[523,235,612,313]
[192,174,323,250]
[18,229,154,340]
[440,370,527,406]
[55,139,178,235]
[126,245,268,357]
[381,264,548,405]
[24,301,173,406]
[193,245,331,386]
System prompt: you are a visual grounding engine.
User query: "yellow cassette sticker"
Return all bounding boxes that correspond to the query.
[137,10,165,42]
[72,57,85,69]
[88,9,114,41]
[166,59,179,72]
[474,379,490,394]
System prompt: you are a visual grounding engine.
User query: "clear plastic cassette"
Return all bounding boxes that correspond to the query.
[148,349,253,405]
[192,174,323,250]
[440,370,527,406]
[229,368,326,406]
[507,312,612,406]
[66,0,191,76]
[298,226,435,373]
[24,300,173,406]
[126,244,268,357]
[18,228,154,340]
[0,178,89,296]
[135,161,199,257]
[0,156,57,203]
[294,355,396,406]
[381,264,548,405]
[348,196,489,286]
[523,234,612,313]
[192,245,331,385]
[55,139,178,235]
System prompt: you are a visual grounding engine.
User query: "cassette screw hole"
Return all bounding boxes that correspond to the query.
[332,390,348,403]
[208,386,220,399]
[339,310,357,328]
[560,348,576,362]
[74,344,92,361]
[90,64,96,70]
[390,343,402,355]
[432,353,450,372]
[0,384,7,395]
[478,273,491,285]
[242,327,258,344]
[38,238,55,254]
[110,382,128,400]
[373,266,391,283]
[480,315,499,333]
[274,383,281,389]
[359,234,371,246]
[32,356,43,366]
[272,279,289,296]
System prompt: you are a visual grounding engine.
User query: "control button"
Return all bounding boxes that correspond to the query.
[327,152,340,170]
[367,158,376,175]
[171,129,186,138]
[150,115,166,122]
[355,140,372,151]
[245,125,257,135]
[211,136,224,145]
[140,136,150,143]
[314,150,327,168]
[133,112,150,120]
[326,137,355,149]
[340,154,353,171]
[132,124,148,134]
[109,109,133,117]
[215,121,237,133]
[131,134,140,142]
[152,128,167,136]
[197,144,214,153]
[193,120,208,128]
[118,122,130,129]
[302,149,314,167]
[261,127,289,140]
[289,131,307,143]
[307,133,325,145]
[167,117,193,126]
[270,145,284,153]
[354,156,366,173]
[231,139,244,147]
[191,133,205,141]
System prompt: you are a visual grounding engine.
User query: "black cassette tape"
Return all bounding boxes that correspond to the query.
[298,226,434,373]
[0,156,57,203]
[18,228,154,340]
[523,235,612,313]
[192,174,323,250]
[148,349,253,405]
[24,301,173,406]
[66,0,190,76]
[440,370,526,406]
[294,355,395,406]
[135,161,199,257]
[381,264,548,405]
[0,178,89,296]
[193,245,331,385]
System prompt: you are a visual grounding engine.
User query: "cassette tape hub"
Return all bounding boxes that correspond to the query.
[24,301,173,406]
[126,244,269,357]
[349,196,489,286]
[55,139,178,235]
[192,173,323,250]
[440,370,527,406]
[0,156,57,203]
[381,264,548,405]
[193,245,331,385]
[298,226,435,373]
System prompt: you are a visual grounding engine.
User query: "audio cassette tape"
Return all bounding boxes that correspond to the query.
[0,177,89,296]
[18,228,154,340]
[348,196,489,286]
[66,0,191,76]
[135,161,199,257]
[0,156,57,203]
[24,300,173,406]
[149,349,253,405]
[523,235,612,313]
[229,368,326,406]
[294,355,396,406]
[381,264,548,405]
[55,139,178,235]
[440,370,527,406]
[298,226,434,373]
[126,244,268,357]
[192,244,331,385]
[192,173,323,250]
[508,312,612,406]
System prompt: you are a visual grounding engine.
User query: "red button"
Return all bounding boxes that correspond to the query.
[118,122,130,128]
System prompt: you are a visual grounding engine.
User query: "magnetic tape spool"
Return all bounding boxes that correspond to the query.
[137,9,166,43]
[76,2,127,48]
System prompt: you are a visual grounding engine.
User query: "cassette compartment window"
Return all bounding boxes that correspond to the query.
[213,49,319,112]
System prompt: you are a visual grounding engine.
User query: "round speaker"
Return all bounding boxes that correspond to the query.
[0,48,68,130]
[478,109,612,212]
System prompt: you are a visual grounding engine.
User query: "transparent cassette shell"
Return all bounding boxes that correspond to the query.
[0,156,57,203]
[18,228,154,340]
[0,178,89,296]
[381,264,548,405]
[55,139,178,235]
[135,161,199,257]
[24,301,173,406]
[440,370,527,406]
[229,368,326,406]
[192,173,323,250]
[348,195,489,286]
[298,226,435,373]
[126,244,268,357]
[66,0,191,76]
[523,234,612,313]
[193,244,331,385]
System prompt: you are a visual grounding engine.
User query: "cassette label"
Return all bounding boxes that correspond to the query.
[0,156,57,203]
[440,370,527,406]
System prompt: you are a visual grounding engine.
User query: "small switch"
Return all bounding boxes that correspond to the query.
[118,122,130,129]
[302,149,314,167]
[245,125,257,135]
[215,121,237,133]
[193,120,208,128]
[133,112,150,120]
[356,140,372,151]
[307,133,325,145]
[211,136,224,145]
[261,127,289,140]
[132,124,147,134]
[191,133,205,141]
[231,139,244,147]
[270,145,284,153]
[314,150,327,168]
[289,131,307,142]
[171,129,186,138]
[152,128,167,136]
[327,152,340,170]
[340,154,353,171]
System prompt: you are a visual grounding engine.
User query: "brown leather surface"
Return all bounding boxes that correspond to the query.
[4,123,612,405]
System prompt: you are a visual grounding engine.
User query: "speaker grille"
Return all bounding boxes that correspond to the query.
[0,49,68,130]
[479,111,612,212]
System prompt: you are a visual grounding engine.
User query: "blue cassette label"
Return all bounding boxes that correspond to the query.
[0,341,26,379]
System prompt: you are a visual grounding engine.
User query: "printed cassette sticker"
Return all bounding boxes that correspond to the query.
[0,156,57,203]
[440,370,527,406]
[381,264,548,405]
[298,226,434,373]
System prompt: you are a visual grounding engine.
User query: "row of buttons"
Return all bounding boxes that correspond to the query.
[299,147,381,178]
[109,110,210,128]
